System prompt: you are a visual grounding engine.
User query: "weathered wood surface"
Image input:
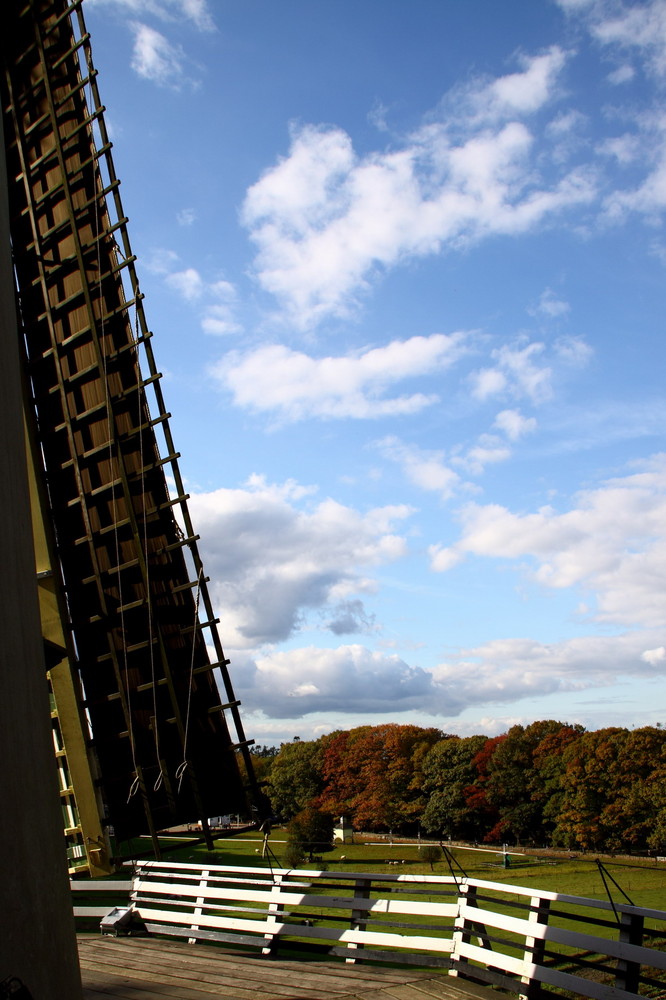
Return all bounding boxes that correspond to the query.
[78,936,495,1000]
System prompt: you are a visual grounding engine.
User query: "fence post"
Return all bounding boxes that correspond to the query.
[262,873,285,956]
[188,868,209,944]
[346,876,371,964]
[519,895,550,1000]
[450,882,472,977]
[615,910,644,994]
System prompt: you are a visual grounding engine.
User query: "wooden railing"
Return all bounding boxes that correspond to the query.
[71,861,666,998]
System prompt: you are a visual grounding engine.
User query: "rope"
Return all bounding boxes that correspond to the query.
[596,859,634,925]
[177,566,204,792]
[88,67,138,801]
[440,843,468,886]
[132,297,164,793]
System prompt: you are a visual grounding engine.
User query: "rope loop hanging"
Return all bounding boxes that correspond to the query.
[177,565,204,793]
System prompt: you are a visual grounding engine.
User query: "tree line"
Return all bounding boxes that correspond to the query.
[247,722,666,853]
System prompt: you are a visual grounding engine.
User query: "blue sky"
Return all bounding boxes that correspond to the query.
[83,0,666,744]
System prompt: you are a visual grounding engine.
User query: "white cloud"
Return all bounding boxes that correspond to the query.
[378,437,461,498]
[642,645,666,664]
[456,435,512,475]
[201,281,242,335]
[493,408,537,440]
[470,368,508,400]
[129,22,186,87]
[237,645,434,718]
[607,64,635,84]
[429,453,666,628]
[144,247,180,274]
[597,134,641,165]
[211,333,467,422]
[496,342,554,402]
[189,477,413,648]
[428,631,666,715]
[603,116,666,219]
[554,335,593,366]
[157,258,242,334]
[233,629,666,720]
[532,287,570,318]
[177,208,197,226]
[166,267,204,300]
[88,0,214,31]
[470,339,556,404]
[242,49,594,329]
[556,2,666,219]
[592,0,666,78]
[546,109,587,136]
[481,47,568,117]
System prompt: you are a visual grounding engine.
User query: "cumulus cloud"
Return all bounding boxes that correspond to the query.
[470,339,556,404]
[189,476,413,648]
[201,280,242,336]
[211,333,467,422]
[166,267,204,300]
[429,453,666,628]
[457,436,512,475]
[378,437,461,498]
[233,630,666,720]
[474,46,568,118]
[157,258,242,334]
[493,409,537,440]
[242,49,594,328]
[129,22,187,88]
[236,645,433,718]
[428,631,666,715]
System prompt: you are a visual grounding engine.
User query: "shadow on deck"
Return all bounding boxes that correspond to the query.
[78,935,497,1000]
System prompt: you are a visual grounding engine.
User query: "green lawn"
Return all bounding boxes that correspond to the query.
[148,831,666,913]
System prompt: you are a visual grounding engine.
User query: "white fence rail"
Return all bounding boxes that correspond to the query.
[71,861,666,998]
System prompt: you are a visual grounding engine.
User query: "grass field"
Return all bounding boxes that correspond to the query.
[136,830,666,913]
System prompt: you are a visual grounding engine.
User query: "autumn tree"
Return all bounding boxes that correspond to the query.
[529,724,585,839]
[609,727,666,849]
[553,728,631,850]
[318,724,442,831]
[462,735,506,842]
[286,807,334,860]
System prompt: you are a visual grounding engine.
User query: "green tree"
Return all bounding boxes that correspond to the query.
[267,737,328,819]
[421,734,487,839]
[484,721,574,844]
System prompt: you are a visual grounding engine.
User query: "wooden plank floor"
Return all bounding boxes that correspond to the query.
[78,936,497,1000]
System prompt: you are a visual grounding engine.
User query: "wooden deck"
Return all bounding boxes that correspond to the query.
[78,936,497,1000]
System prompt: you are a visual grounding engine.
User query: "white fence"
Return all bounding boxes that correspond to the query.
[72,861,666,998]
